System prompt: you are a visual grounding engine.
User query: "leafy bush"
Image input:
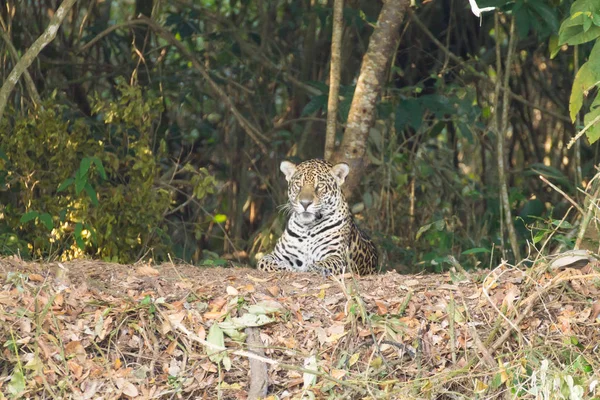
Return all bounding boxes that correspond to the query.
[0,83,214,262]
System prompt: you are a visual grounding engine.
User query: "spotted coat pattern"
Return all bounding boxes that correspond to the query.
[257,159,378,275]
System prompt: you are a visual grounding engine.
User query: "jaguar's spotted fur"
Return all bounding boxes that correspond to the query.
[257,159,378,275]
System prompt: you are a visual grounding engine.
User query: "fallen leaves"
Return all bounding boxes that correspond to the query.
[0,258,599,399]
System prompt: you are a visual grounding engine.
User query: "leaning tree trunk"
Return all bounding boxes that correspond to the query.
[331,0,410,196]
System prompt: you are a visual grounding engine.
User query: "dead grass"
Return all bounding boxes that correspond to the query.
[0,255,599,399]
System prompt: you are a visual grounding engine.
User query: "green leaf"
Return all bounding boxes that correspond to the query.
[559,2,600,46]
[461,247,491,255]
[301,94,327,116]
[416,222,433,240]
[570,41,600,121]
[395,99,423,131]
[584,13,593,32]
[7,368,26,395]
[533,230,545,244]
[74,222,85,250]
[207,324,225,364]
[528,0,559,33]
[515,7,532,38]
[490,372,503,389]
[552,219,574,229]
[79,157,91,177]
[583,105,600,144]
[91,157,107,179]
[75,169,87,195]
[213,214,227,224]
[218,314,275,337]
[84,183,99,206]
[573,355,593,373]
[39,213,53,230]
[57,177,74,192]
[20,211,39,224]
[549,35,560,59]
[456,122,474,144]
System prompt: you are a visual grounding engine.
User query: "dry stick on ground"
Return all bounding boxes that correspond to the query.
[245,327,268,400]
[0,0,77,122]
[324,0,344,160]
[331,0,410,196]
[410,11,571,124]
[496,14,521,261]
[169,316,367,394]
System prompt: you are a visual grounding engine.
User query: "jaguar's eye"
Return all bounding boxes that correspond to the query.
[316,182,325,191]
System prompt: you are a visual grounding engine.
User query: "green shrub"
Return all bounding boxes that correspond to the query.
[0,83,213,262]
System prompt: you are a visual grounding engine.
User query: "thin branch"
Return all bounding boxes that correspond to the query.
[76,20,148,53]
[0,28,41,106]
[497,14,521,260]
[324,0,344,160]
[0,0,78,122]
[539,175,584,215]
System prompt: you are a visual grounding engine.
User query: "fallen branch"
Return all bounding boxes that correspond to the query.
[245,327,269,400]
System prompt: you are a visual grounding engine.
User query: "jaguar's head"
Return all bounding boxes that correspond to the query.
[280,159,349,225]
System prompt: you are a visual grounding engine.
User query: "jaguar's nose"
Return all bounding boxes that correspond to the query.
[300,199,312,210]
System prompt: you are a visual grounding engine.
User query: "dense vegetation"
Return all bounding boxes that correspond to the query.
[1,0,599,272]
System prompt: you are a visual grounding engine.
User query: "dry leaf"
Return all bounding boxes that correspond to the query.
[246,274,269,283]
[64,341,85,357]
[136,265,160,277]
[375,300,388,315]
[226,286,239,296]
[29,273,44,282]
[591,301,600,321]
[166,340,178,355]
[204,310,227,320]
[266,285,280,297]
[115,378,139,398]
[241,284,255,292]
[67,360,83,379]
[331,369,346,379]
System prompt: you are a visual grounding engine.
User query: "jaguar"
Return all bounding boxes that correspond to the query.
[257,159,378,275]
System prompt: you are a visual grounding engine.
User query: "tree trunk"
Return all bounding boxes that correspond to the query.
[331,0,409,196]
[324,0,344,160]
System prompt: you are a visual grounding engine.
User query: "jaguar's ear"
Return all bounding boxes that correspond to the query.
[331,162,350,185]
[280,161,297,181]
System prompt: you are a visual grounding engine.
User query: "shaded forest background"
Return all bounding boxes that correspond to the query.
[1,0,599,272]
